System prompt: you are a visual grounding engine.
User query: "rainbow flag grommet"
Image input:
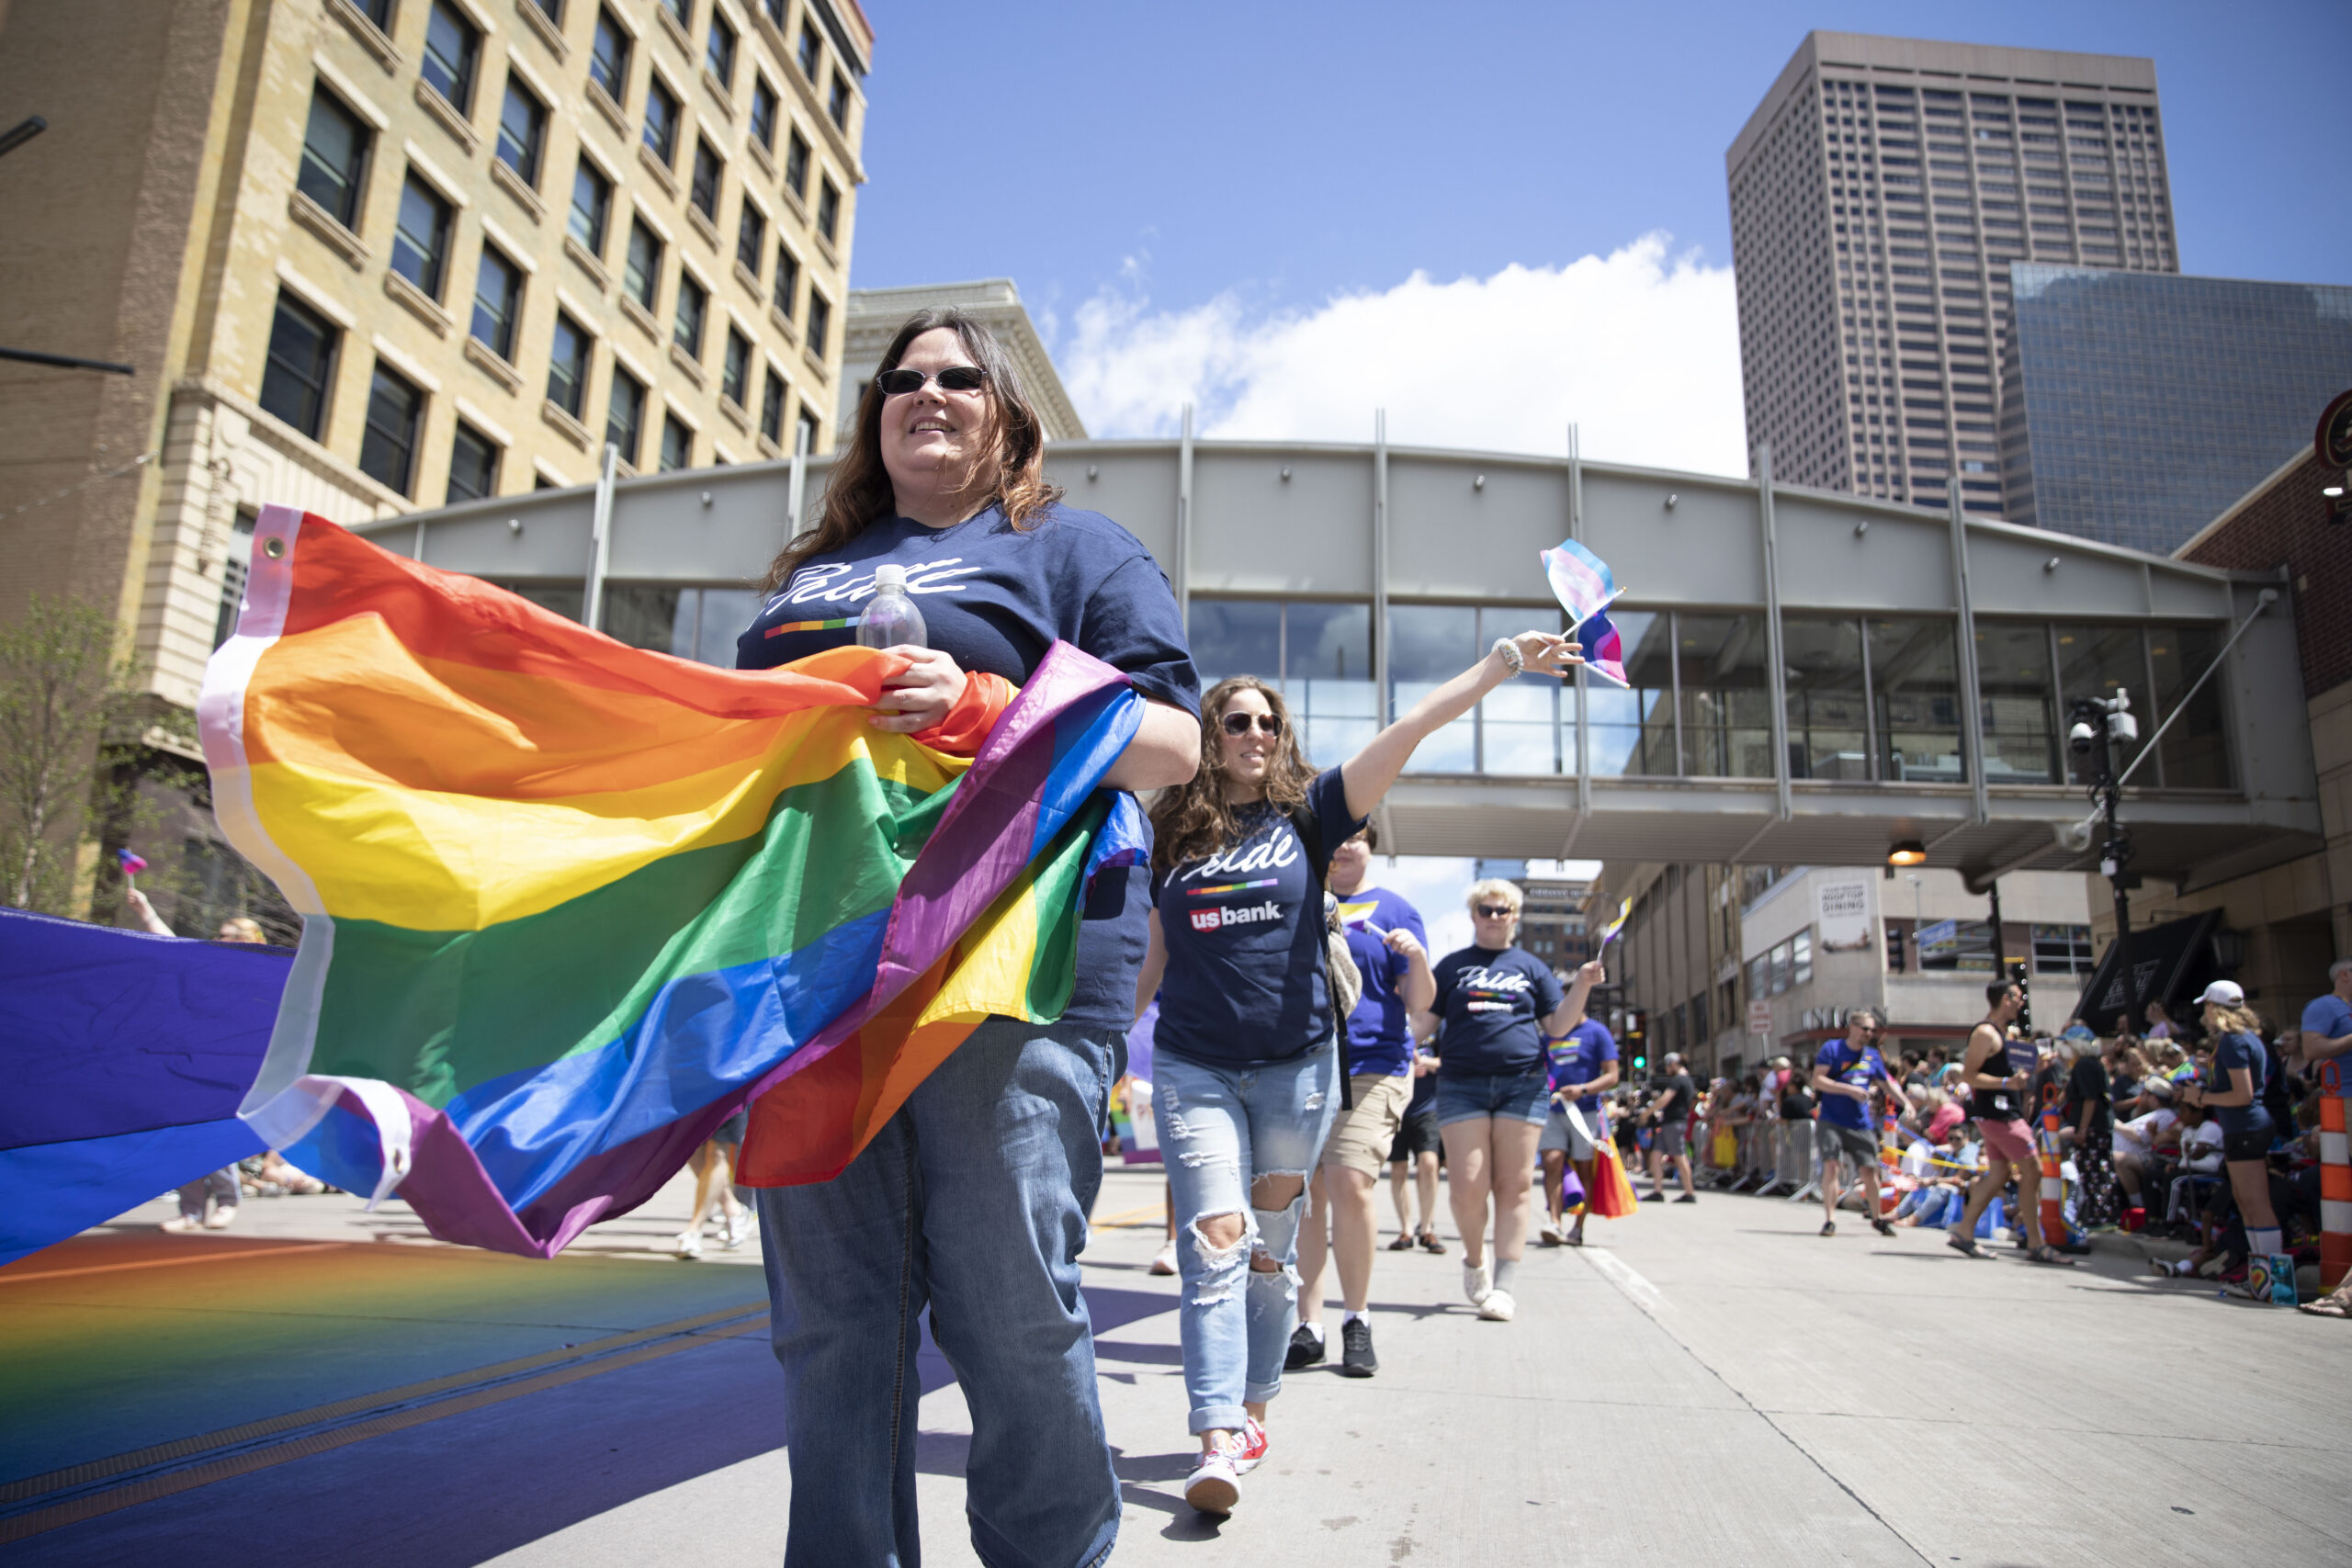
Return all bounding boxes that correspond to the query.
[198,505,1146,1259]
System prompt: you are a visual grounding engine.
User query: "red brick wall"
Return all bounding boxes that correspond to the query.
[2181,452,2351,701]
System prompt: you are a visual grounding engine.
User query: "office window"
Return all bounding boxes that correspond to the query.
[689,138,721,220]
[796,405,819,456]
[547,311,590,417]
[623,218,661,310]
[721,326,749,404]
[606,367,645,466]
[659,0,690,24]
[1975,621,2058,784]
[359,362,424,495]
[827,72,849,130]
[421,1,481,113]
[771,243,798,318]
[2031,924,2095,976]
[447,421,500,503]
[1676,614,1774,778]
[358,0,398,27]
[805,288,829,355]
[644,74,680,165]
[783,128,809,197]
[258,293,338,439]
[297,86,369,229]
[815,177,839,243]
[705,11,736,87]
[526,0,561,21]
[589,6,630,104]
[762,0,784,27]
[673,271,707,357]
[391,172,453,299]
[569,158,612,254]
[760,366,785,443]
[736,201,765,277]
[749,76,778,151]
[660,412,691,471]
[497,77,548,186]
[797,19,820,78]
[470,244,523,361]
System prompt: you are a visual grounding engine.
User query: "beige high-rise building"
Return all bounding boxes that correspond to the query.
[0,0,871,719]
[1726,31,2177,511]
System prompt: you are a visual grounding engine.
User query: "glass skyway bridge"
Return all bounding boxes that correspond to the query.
[350,432,2321,894]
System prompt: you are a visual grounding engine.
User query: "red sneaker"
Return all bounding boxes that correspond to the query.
[1232,1416,1268,1474]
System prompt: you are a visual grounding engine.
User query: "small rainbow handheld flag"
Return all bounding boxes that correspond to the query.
[199,505,1144,1258]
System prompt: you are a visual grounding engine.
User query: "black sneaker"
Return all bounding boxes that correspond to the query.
[1339,1316,1377,1378]
[1284,1323,1325,1371]
[1674,1193,1698,1204]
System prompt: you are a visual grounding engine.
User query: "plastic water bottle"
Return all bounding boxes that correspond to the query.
[855,564,926,649]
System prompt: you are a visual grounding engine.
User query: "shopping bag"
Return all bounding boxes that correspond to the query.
[1588,1138,1639,1219]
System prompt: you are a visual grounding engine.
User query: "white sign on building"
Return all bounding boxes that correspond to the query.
[1817,877,1873,952]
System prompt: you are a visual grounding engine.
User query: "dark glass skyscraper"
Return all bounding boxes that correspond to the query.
[2000,266,2352,553]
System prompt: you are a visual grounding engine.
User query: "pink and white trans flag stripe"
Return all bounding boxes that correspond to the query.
[1539,538,1619,627]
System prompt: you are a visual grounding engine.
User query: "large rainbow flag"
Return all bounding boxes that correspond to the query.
[196,505,1144,1259]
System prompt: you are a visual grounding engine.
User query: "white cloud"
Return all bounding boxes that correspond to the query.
[1059,234,1747,475]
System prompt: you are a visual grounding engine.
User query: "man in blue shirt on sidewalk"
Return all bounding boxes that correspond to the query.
[1810,1008,1905,1239]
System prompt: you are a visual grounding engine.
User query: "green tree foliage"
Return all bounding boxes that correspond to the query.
[0,596,147,912]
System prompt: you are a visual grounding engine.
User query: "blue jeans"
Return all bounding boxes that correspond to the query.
[757,1017,1122,1568]
[1156,1040,1340,1435]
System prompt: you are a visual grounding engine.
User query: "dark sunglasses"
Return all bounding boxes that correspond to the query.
[876,365,988,397]
[1219,711,1283,737]
[1475,904,1516,919]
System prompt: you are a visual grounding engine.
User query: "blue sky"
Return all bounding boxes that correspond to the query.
[851,1,2351,328]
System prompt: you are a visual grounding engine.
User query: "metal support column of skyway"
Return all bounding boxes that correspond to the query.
[1731,442,1791,866]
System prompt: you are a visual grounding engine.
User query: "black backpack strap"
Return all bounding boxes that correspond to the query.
[1287,802,1351,1110]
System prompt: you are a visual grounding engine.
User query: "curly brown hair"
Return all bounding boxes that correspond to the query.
[1148,676,1322,874]
[758,307,1063,593]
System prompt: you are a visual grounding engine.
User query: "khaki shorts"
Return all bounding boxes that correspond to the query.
[1319,1073,1411,1178]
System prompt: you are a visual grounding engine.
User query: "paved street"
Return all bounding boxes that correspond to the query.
[5,1166,2348,1566]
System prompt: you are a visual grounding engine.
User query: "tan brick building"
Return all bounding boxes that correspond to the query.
[0,0,870,719]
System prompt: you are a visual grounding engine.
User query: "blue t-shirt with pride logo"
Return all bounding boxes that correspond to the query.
[1814,1038,1886,1130]
[1430,946,1565,1076]
[1335,886,1427,1079]
[1152,767,1365,1068]
[1546,1019,1619,1114]
[736,502,1198,1031]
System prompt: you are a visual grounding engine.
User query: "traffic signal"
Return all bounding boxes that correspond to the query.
[1633,1055,1648,1071]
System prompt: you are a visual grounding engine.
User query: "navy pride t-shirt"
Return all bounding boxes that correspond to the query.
[737,502,1198,1029]
[1152,767,1365,1069]
[1430,946,1564,1077]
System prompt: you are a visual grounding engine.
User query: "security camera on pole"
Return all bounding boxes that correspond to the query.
[2068,689,2142,1032]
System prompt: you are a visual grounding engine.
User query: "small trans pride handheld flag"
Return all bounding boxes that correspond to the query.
[1540,538,1630,688]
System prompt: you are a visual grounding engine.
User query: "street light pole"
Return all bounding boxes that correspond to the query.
[2070,692,2140,1032]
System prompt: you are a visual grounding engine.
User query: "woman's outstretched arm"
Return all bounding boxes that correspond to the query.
[1340,631,1577,820]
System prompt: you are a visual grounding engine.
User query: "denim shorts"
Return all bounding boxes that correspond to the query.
[1433,1065,1551,1127]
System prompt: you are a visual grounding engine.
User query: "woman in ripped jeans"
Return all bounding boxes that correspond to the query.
[1136,626,1578,1517]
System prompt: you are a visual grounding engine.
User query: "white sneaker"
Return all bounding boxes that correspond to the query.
[721,1211,747,1251]
[1150,1239,1178,1276]
[1538,1220,1564,1247]
[160,1215,202,1233]
[1463,1259,1492,1305]
[1477,1289,1517,1322]
[673,1231,702,1258]
[1183,1446,1241,1514]
[204,1206,237,1230]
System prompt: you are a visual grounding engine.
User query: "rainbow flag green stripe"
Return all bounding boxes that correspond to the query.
[199,507,1144,1257]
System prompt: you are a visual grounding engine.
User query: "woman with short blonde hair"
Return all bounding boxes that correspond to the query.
[1416,881,1598,1322]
